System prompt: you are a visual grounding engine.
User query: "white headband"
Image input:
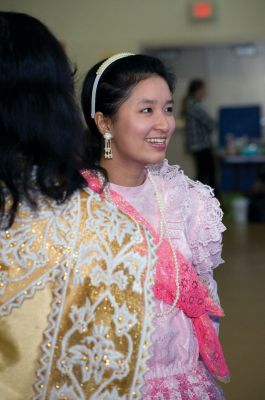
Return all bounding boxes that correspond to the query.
[90,52,135,118]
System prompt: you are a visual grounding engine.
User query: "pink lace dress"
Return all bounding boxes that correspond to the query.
[110,162,226,400]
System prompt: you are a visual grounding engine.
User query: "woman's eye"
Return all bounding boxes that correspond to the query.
[141,108,152,113]
[165,106,173,113]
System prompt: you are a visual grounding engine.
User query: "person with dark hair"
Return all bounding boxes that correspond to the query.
[80,53,229,398]
[0,13,90,230]
[181,79,217,190]
[0,14,168,400]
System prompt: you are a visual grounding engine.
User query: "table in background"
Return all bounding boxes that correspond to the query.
[219,155,265,192]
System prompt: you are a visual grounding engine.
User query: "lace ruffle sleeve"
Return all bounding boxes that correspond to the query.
[186,180,226,276]
[148,160,224,328]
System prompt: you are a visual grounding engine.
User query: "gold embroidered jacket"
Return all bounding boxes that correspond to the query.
[0,189,157,400]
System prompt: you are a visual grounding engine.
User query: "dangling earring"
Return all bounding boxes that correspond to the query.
[103,132,113,159]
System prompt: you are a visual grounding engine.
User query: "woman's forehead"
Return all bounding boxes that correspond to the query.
[127,76,172,101]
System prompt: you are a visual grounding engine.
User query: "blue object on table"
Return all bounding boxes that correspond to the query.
[219,105,261,147]
[241,143,259,156]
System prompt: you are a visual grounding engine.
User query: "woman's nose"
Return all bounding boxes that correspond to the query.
[155,111,170,131]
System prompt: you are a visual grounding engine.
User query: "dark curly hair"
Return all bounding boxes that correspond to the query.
[0,12,88,228]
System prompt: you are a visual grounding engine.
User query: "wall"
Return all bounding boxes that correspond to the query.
[2,0,265,75]
[1,0,265,176]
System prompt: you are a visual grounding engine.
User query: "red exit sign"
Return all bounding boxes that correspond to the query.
[191,1,215,20]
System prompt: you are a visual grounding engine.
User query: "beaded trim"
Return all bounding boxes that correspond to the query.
[90,52,135,118]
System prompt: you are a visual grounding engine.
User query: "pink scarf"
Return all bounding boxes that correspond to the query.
[82,170,230,382]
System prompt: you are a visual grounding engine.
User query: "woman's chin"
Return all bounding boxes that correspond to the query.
[145,152,166,165]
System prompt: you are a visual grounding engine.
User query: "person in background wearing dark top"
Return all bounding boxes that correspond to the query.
[181,79,217,191]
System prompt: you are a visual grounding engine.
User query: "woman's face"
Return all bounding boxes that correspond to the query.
[107,76,175,172]
[196,85,206,101]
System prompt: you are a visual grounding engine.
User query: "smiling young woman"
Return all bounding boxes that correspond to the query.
[96,75,175,185]
[80,53,230,399]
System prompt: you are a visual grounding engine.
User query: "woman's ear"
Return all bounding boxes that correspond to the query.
[94,112,112,136]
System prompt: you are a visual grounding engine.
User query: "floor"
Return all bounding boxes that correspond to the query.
[215,223,265,400]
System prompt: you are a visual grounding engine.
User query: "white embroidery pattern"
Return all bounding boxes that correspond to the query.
[55,292,135,399]
[33,267,71,399]
[0,192,80,317]
[33,193,81,400]
[0,267,61,317]
[47,193,157,399]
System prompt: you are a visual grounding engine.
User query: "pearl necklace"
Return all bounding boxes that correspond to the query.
[147,170,180,317]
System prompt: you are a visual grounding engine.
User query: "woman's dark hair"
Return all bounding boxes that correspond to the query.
[0,12,88,228]
[180,79,205,117]
[81,54,175,170]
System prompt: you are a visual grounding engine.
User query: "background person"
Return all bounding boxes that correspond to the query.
[181,79,217,191]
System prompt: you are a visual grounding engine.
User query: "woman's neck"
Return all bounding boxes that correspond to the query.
[100,159,146,187]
